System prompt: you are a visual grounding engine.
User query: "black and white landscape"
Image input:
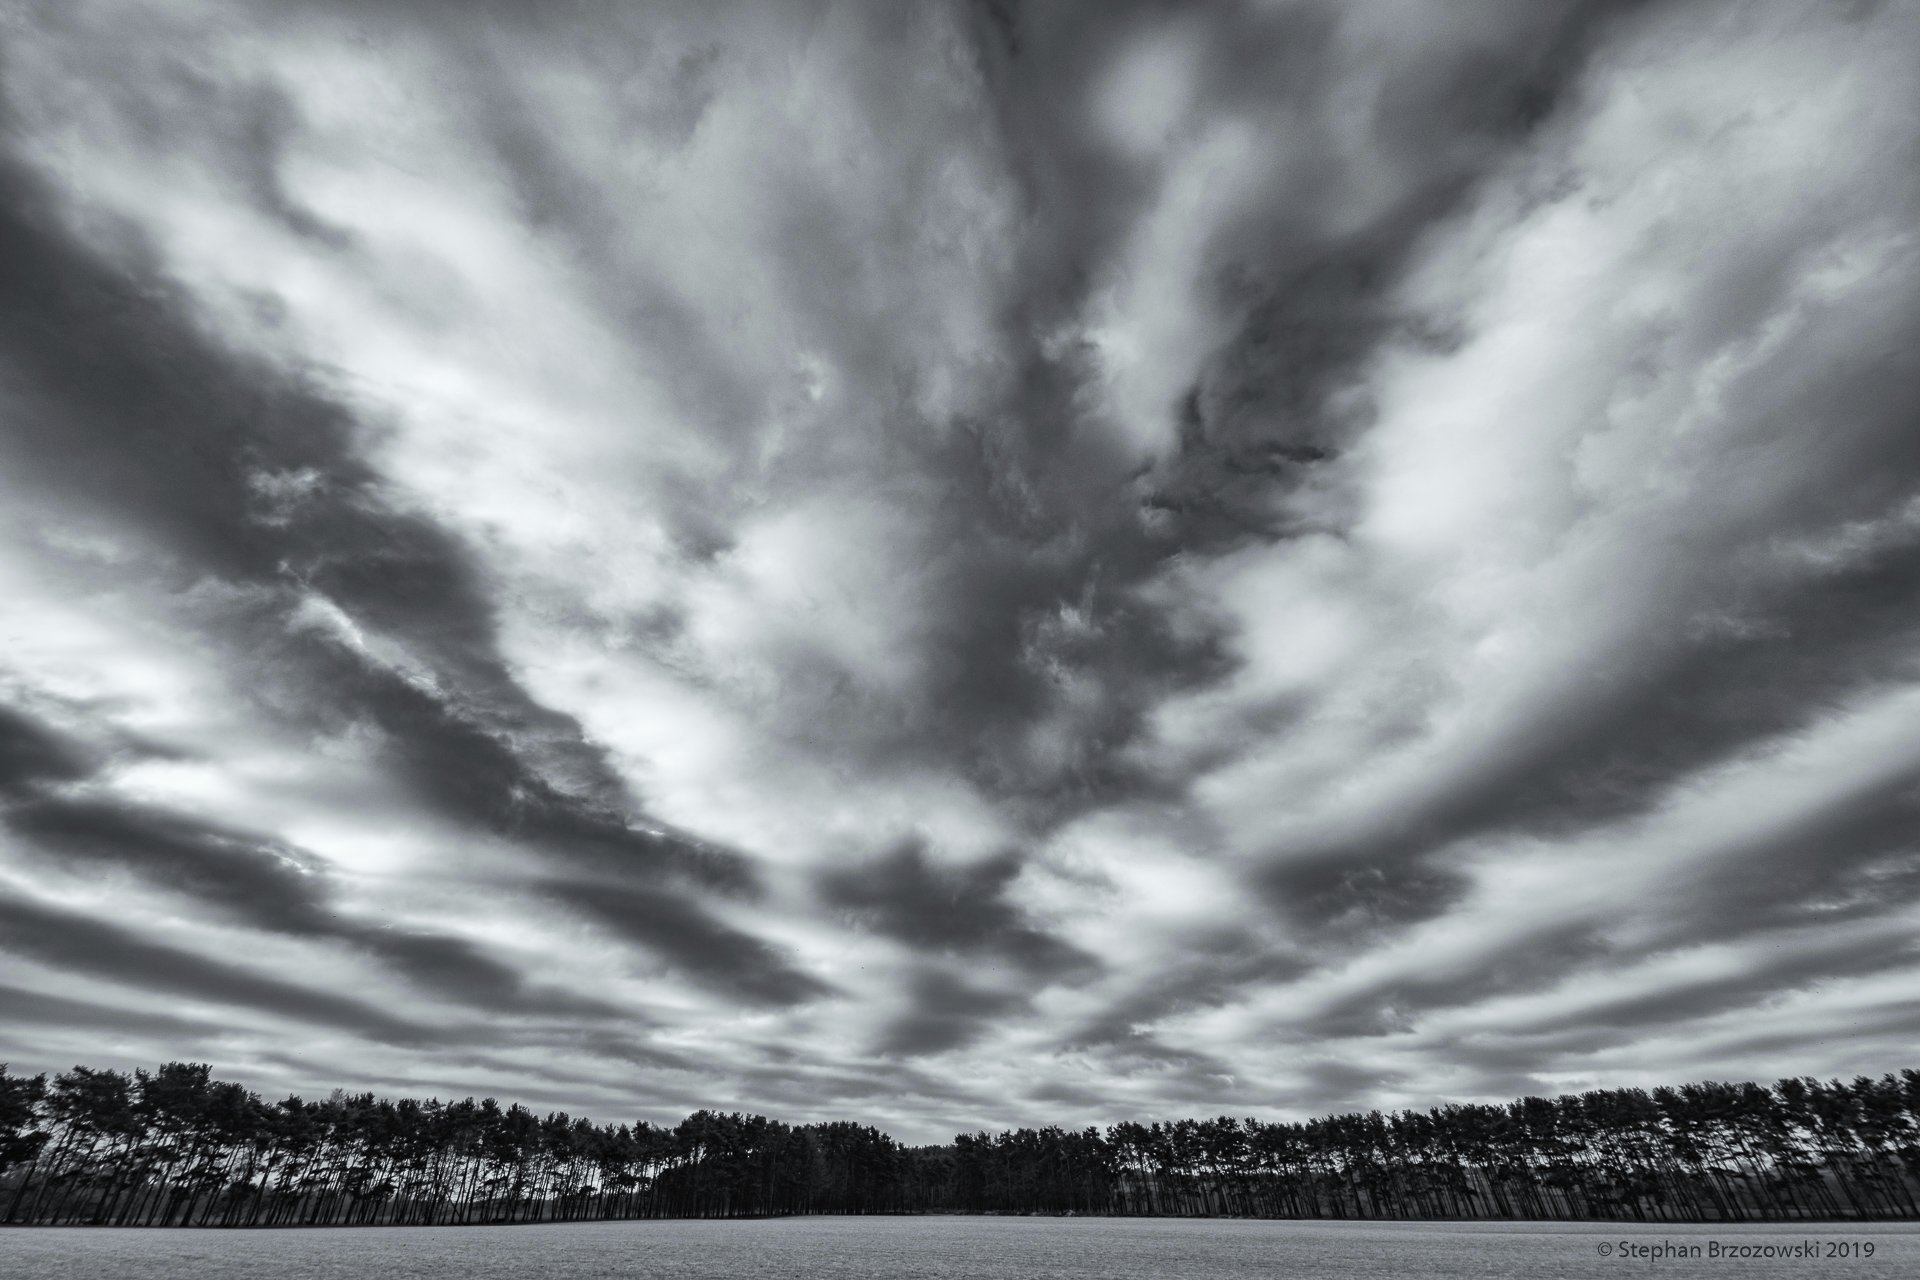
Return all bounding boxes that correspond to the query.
[3,0,1920,1243]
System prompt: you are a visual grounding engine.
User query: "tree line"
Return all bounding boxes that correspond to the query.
[2,1061,1915,1226]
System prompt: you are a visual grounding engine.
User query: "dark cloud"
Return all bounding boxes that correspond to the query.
[1064,1025,1238,1082]
[1656,766,1920,947]
[0,895,431,1045]
[7,793,331,935]
[0,705,91,793]
[543,879,833,1008]
[0,144,756,899]
[1705,1003,1920,1065]
[0,983,229,1043]
[0,727,637,1023]
[12,761,788,1018]
[1528,932,1920,1038]
[874,966,1026,1058]
[1293,924,1614,1040]
[260,620,759,897]
[1061,936,1307,1058]
[1021,1078,1112,1109]
[1257,525,1920,940]
[1274,756,1920,1043]
[1290,1057,1412,1114]
[0,159,351,584]
[819,840,1097,980]
[728,1059,993,1116]
[227,83,357,251]
[785,0,1663,828]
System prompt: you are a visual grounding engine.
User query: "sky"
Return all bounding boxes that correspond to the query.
[1,0,1918,1146]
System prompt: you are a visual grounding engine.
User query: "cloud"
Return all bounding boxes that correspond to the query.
[0,0,1916,1143]
[0,894,432,1045]
[0,983,230,1044]
[817,840,1098,980]
[7,789,642,1020]
[0,705,93,792]
[873,966,1028,1059]
[541,878,834,1008]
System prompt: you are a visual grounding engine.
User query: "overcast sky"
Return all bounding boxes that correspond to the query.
[2,0,1918,1145]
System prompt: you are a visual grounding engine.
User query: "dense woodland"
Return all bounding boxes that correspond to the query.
[2,1061,1917,1226]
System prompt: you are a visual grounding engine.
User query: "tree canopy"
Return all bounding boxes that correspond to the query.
[3,1062,1916,1226]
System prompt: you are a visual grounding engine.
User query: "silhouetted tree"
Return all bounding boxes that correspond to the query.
[3,1061,1916,1225]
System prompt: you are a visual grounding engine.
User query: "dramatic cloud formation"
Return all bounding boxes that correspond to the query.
[2,0,1918,1141]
